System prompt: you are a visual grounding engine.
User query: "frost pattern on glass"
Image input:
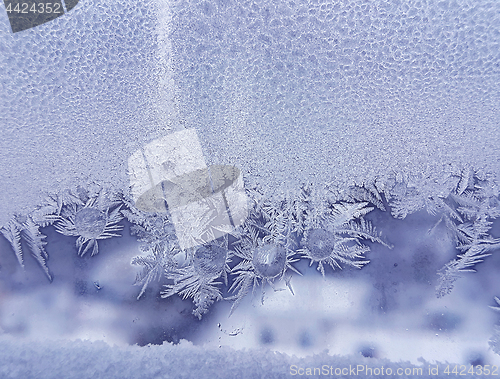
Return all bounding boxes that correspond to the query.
[228,221,300,316]
[1,164,499,325]
[53,186,124,257]
[161,237,231,319]
[300,202,391,275]
[0,215,52,281]
[383,167,500,298]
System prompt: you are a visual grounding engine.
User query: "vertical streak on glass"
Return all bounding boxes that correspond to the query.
[156,0,183,132]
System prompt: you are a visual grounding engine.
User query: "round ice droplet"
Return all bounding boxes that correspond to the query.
[75,208,107,239]
[252,244,286,279]
[306,229,337,260]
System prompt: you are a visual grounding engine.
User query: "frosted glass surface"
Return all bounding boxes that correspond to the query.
[167,0,500,196]
[1,0,500,376]
[0,0,180,227]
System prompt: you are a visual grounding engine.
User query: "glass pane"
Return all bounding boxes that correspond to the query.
[1,0,499,376]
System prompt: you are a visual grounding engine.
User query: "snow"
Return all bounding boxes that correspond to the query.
[0,336,481,379]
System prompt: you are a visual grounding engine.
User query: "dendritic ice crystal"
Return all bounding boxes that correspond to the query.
[0,185,125,280]
[225,183,392,314]
[161,237,232,319]
[300,202,392,275]
[53,187,124,257]
[228,220,301,316]
[383,167,500,298]
[1,164,500,339]
[132,247,177,300]
[0,214,53,281]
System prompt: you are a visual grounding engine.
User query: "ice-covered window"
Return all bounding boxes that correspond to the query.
[1,0,500,376]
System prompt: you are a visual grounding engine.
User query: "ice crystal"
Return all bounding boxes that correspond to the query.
[344,181,387,212]
[228,216,300,315]
[1,218,24,267]
[30,193,65,227]
[131,241,180,299]
[379,167,500,298]
[0,189,69,280]
[0,215,52,281]
[435,171,500,297]
[299,201,391,276]
[384,170,460,220]
[54,187,124,256]
[3,165,496,321]
[255,192,302,250]
[161,237,231,319]
[252,244,287,279]
[170,198,219,250]
[121,194,178,250]
[0,187,110,280]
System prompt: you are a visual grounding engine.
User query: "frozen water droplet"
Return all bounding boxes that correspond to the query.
[252,244,286,279]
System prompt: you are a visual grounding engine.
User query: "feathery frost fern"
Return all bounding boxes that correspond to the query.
[377,167,500,298]
[0,215,52,281]
[3,165,499,323]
